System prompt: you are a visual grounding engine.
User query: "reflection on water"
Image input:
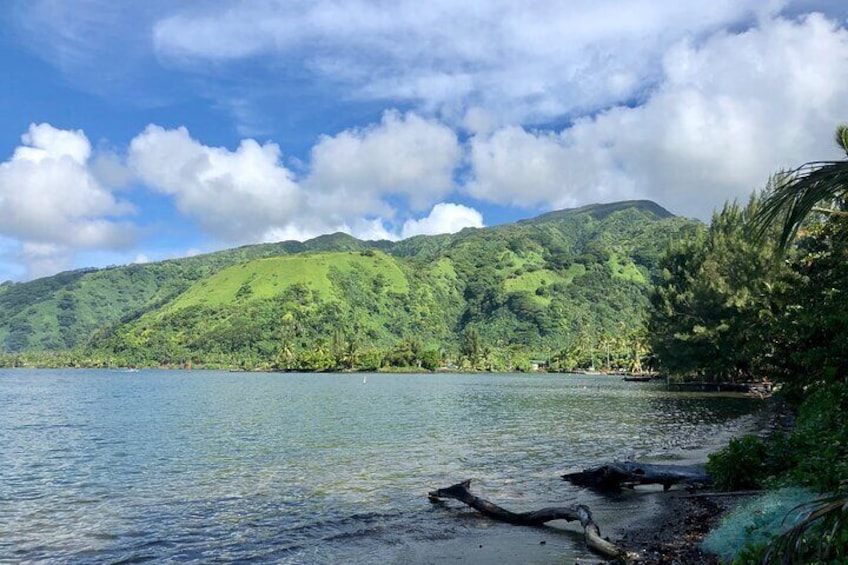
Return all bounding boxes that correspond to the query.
[0,370,760,563]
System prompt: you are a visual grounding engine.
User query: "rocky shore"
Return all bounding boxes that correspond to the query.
[606,397,795,564]
[613,491,752,564]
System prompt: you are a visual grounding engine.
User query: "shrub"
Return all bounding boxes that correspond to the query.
[785,382,848,492]
[707,435,770,491]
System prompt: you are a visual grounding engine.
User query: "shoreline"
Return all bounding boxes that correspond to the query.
[605,397,790,564]
[613,490,749,564]
[404,398,776,565]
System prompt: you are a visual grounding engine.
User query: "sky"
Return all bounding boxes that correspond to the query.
[1,1,848,281]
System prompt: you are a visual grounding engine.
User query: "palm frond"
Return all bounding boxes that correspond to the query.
[751,160,848,250]
[762,492,848,564]
[836,124,848,155]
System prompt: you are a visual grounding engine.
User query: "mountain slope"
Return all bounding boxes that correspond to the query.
[0,200,699,368]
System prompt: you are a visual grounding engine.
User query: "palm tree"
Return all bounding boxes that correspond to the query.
[751,124,848,563]
[754,125,848,249]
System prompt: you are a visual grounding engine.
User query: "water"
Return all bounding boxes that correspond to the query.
[0,370,761,564]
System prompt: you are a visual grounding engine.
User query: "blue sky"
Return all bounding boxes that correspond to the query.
[1,1,848,281]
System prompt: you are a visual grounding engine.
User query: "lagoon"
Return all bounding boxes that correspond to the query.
[0,370,760,563]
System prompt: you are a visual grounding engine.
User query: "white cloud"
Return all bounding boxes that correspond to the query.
[0,123,137,279]
[7,4,848,283]
[306,110,460,214]
[401,203,484,238]
[16,243,72,281]
[346,218,397,242]
[466,14,848,219]
[152,1,786,124]
[127,115,460,247]
[466,126,623,209]
[128,125,304,244]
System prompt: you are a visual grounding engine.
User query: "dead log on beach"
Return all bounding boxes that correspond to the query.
[428,479,627,560]
[562,461,712,491]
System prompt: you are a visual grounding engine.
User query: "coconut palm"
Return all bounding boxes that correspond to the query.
[754,125,848,249]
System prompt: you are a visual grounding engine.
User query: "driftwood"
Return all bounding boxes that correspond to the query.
[428,479,627,560]
[562,461,712,491]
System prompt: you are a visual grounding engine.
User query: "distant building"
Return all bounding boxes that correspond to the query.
[530,360,548,371]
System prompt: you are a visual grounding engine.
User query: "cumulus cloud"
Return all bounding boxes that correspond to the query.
[7,3,848,282]
[128,125,303,244]
[306,110,460,215]
[152,0,785,124]
[401,203,484,238]
[16,243,72,281]
[127,113,461,245]
[466,126,624,209]
[0,123,137,278]
[466,14,848,219]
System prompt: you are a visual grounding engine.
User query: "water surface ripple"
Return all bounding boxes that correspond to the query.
[0,370,760,563]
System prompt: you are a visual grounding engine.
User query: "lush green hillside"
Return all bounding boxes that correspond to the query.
[0,200,699,370]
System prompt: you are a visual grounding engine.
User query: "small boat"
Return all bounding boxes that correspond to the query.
[622,375,653,382]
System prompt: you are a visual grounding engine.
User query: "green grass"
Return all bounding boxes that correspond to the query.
[503,268,579,306]
[163,251,409,313]
[504,263,585,291]
[504,270,558,293]
[607,253,647,283]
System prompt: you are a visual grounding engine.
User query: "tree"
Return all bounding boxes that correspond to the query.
[648,197,785,381]
[751,125,848,395]
[460,327,483,369]
[733,126,848,561]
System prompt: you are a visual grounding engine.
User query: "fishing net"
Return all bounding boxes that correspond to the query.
[700,487,818,562]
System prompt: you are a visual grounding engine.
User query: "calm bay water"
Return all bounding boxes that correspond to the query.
[0,370,760,564]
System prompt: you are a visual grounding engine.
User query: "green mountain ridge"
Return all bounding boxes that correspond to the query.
[0,200,699,369]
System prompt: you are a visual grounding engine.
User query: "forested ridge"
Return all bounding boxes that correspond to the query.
[0,200,697,370]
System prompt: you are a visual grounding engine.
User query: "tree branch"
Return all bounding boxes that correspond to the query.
[427,479,627,560]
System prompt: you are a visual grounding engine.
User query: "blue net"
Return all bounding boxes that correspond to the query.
[701,487,818,562]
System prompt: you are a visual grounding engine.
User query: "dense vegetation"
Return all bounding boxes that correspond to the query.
[0,200,696,371]
[647,128,848,563]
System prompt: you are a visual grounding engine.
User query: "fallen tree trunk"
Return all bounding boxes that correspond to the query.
[428,479,627,560]
[562,461,712,491]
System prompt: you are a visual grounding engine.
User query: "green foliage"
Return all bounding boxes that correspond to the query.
[0,201,696,371]
[763,213,848,400]
[648,196,788,381]
[783,382,848,493]
[705,386,847,494]
[707,435,772,491]
[730,541,769,564]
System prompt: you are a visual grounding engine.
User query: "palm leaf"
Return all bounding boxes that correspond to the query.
[762,492,848,564]
[752,160,848,250]
[835,124,848,154]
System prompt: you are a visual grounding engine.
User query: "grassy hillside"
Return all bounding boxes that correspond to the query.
[164,251,408,311]
[0,200,699,370]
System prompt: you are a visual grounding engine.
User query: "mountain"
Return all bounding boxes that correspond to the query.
[0,201,699,369]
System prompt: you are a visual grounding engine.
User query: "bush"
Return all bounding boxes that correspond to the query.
[785,382,848,492]
[707,435,770,490]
